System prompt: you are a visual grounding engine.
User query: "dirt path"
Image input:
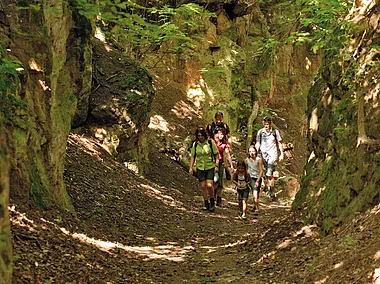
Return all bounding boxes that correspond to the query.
[10,131,380,283]
[9,77,380,283]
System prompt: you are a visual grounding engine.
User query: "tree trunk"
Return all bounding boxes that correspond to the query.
[0,130,12,283]
[246,101,259,151]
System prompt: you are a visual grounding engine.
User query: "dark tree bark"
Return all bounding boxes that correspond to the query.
[0,130,12,283]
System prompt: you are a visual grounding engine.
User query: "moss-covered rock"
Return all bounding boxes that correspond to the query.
[293,1,380,233]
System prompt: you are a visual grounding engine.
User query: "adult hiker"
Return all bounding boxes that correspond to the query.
[255,117,284,200]
[245,145,263,215]
[232,160,251,220]
[206,111,232,150]
[189,127,219,212]
[213,127,233,207]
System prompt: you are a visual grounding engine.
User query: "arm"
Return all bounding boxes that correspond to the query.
[246,174,252,184]
[255,129,261,152]
[232,172,238,185]
[256,158,264,187]
[212,140,220,172]
[189,144,195,174]
[224,147,233,170]
[278,141,284,162]
[227,134,233,150]
[189,155,195,174]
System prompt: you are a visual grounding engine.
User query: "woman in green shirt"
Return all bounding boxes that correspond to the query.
[189,127,219,212]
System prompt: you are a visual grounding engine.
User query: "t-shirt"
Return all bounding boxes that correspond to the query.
[246,157,261,179]
[256,128,282,156]
[207,122,230,138]
[237,173,249,190]
[191,139,218,171]
[233,171,250,190]
[216,140,229,162]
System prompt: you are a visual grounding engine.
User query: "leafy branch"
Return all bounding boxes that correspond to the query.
[75,0,214,67]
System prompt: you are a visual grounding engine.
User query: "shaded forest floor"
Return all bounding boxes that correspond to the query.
[10,130,380,283]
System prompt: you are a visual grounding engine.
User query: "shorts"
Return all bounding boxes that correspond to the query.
[237,188,250,200]
[197,168,214,182]
[261,152,277,177]
[250,178,262,193]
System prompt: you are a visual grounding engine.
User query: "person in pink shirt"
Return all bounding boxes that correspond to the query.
[213,128,233,207]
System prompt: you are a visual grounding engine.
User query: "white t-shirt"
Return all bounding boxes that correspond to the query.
[257,128,282,157]
[246,157,261,179]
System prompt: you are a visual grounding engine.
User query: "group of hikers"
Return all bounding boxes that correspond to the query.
[188,111,284,219]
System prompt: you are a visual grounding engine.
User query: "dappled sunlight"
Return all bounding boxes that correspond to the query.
[305,56,312,71]
[29,58,43,72]
[277,239,292,249]
[316,186,326,197]
[9,206,36,232]
[257,250,276,263]
[140,183,183,208]
[314,276,329,283]
[293,224,318,238]
[171,100,200,120]
[374,251,380,260]
[124,161,139,174]
[201,239,248,252]
[309,108,318,132]
[10,205,194,263]
[94,128,119,155]
[148,114,170,132]
[333,261,344,269]
[187,81,206,108]
[68,134,111,160]
[38,79,51,91]
[373,268,380,283]
[95,27,106,42]
[60,228,194,262]
[365,82,379,106]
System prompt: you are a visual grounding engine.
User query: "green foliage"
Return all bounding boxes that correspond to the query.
[305,262,315,273]
[257,0,353,58]
[339,235,358,249]
[75,0,214,67]
[0,46,26,125]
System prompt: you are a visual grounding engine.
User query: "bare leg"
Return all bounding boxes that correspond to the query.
[253,190,259,210]
[200,181,208,200]
[238,200,243,213]
[242,199,248,215]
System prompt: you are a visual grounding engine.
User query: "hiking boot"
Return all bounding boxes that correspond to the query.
[209,198,215,212]
[203,200,210,211]
[216,196,222,207]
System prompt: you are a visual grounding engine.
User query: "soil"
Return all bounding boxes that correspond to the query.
[10,67,380,284]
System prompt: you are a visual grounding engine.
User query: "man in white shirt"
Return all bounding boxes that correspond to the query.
[255,117,284,200]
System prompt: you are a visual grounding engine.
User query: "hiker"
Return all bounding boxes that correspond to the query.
[255,117,284,200]
[245,145,263,214]
[189,127,219,212]
[213,127,234,207]
[206,111,232,150]
[232,160,251,219]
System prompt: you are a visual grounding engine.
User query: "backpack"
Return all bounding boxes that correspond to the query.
[207,122,229,138]
[193,139,215,162]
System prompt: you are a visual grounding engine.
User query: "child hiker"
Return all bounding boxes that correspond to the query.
[232,160,252,219]
[246,145,263,216]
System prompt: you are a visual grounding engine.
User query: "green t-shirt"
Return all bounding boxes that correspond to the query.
[191,139,218,171]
